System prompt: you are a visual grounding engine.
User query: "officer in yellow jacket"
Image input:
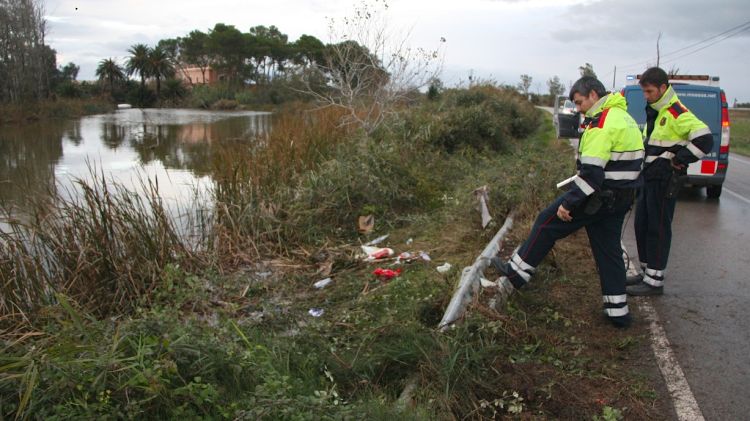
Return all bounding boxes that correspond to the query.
[491,76,644,328]
[627,67,714,296]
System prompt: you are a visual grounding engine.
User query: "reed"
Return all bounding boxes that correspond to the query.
[0,169,195,324]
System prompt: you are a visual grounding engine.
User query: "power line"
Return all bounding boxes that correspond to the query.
[615,20,750,72]
[659,24,750,66]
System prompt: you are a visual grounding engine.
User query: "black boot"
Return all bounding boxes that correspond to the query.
[625,273,643,286]
[489,256,511,276]
[607,313,633,329]
[626,282,663,296]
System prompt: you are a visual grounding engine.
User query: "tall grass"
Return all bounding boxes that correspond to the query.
[0,170,195,324]
[208,104,353,260]
[729,109,750,157]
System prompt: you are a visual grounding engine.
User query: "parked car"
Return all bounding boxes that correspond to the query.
[621,74,730,198]
[553,95,581,138]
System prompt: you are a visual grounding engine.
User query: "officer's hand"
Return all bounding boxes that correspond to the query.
[557,204,572,222]
[670,159,686,171]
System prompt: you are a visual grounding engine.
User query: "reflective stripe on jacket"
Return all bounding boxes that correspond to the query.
[562,93,644,210]
[643,86,713,171]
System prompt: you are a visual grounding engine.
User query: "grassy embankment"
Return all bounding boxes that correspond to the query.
[0,98,114,125]
[729,109,750,156]
[0,86,668,419]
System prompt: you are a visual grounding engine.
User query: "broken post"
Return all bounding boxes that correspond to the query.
[438,211,515,331]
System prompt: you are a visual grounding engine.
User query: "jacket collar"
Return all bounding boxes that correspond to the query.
[585,94,609,118]
[650,85,677,111]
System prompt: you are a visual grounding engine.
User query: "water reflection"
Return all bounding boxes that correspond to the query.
[1,108,271,223]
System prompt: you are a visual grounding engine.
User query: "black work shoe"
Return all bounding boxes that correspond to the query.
[626,282,663,296]
[489,256,511,276]
[607,313,632,329]
[625,273,643,286]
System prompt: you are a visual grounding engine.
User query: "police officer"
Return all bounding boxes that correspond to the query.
[491,76,644,328]
[627,67,714,296]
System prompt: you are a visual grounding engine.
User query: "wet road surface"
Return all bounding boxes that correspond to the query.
[622,152,750,420]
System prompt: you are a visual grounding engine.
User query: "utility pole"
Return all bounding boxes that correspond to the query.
[656,32,662,67]
[612,66,617,90]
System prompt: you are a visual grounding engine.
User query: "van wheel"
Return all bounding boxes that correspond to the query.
[706,185,722,199]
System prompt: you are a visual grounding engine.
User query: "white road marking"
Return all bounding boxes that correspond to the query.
[729,154,750,166]
[724,187,750,205]
[640,300,705,421]
[621,246,704,421]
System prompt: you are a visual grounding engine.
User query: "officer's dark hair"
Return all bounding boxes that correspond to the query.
[568,76,607,101]
[639,67,669,88]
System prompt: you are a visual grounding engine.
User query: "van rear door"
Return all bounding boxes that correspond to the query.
[623,85,724,179]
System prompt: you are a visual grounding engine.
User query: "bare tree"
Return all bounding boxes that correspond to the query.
[303,0,444,134]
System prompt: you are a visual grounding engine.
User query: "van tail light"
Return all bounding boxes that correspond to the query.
[720,90,730,154]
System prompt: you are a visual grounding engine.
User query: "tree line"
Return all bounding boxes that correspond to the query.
[0,0,89,104]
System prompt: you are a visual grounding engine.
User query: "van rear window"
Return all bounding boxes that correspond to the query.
[624,86,721,134]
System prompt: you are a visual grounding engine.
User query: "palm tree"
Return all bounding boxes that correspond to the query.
[95,58,125,94]
[126,44,151,88]
[147,46,175,98]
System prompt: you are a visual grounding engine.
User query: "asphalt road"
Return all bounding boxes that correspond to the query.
[622,152,750,420]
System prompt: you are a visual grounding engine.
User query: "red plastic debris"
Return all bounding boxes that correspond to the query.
[372,268,402,280]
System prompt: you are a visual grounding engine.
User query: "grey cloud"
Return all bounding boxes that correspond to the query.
[552,0,750,43]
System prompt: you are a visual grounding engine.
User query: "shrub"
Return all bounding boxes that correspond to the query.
[428,85,539,152]
[211,99,239,110]
[189,84,236,109]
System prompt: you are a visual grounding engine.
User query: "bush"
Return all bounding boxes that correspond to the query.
[189,84,236,109]
[211,99,239,110]
[426,85,539,152]
[127,86,157,108]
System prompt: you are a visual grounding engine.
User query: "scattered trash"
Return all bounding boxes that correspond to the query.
[373,268,402,280]
[308,308,325,317]
[314,277,333,289]
[395,251,414,264]
[358,215,375,234]
[256,271,272,279]
[406,238,414,245]
[364,234,390,246]
[473,185,493,228]
[395,251,432,264]
[436,263,453,274]
[361,246,395,261]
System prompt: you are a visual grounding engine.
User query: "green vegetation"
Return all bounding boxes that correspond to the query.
[730,109,750,156]
[0,86,666,419]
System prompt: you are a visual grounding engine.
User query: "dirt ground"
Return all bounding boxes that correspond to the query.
[470,227,676,420]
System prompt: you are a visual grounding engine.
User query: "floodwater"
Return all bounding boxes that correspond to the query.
[0,108,271,227]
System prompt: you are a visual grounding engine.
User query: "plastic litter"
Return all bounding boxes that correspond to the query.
[395,251,432,264]
[364,234,390,246]
[436,263,452,274]
[314,278,333,289]
[406,238,414,245]
[308,308,325,317]
[372,268,402,280]
[361,246,394,261]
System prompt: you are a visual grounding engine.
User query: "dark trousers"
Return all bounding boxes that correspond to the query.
[633,179,676,286]
[506,193,632,317]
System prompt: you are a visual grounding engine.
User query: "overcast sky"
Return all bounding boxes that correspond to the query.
[44,0,750,102]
